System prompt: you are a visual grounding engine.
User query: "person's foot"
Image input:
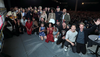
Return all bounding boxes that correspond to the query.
[64,47,68,52]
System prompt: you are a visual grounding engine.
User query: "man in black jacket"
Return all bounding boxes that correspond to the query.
[76,19,100,55]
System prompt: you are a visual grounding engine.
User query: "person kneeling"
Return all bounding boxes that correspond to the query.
[64,25,78,53]
[39,23,47,40]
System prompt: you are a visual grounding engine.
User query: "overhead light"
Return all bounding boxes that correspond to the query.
[82,2,84,5]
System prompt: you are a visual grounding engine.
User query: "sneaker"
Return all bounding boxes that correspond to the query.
[64,47,68,51]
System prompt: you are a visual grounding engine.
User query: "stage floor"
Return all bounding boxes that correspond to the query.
[2,33,100,57]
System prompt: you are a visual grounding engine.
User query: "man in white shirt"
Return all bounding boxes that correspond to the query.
[21,16,27,32]
[64,25,78,53]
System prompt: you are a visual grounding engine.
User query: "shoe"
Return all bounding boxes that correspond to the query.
[60,45,64,48]
[64,47,68,52]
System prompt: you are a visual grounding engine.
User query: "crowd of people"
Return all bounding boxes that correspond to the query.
[4,6,100,57]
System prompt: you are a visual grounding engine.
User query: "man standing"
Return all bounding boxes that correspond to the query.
[55,6,62,25]
[64,25,78,53]
[55,22,69,48]
[61,9,70,25]
[76,19,100,56]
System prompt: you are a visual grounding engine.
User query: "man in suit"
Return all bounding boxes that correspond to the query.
[61,9,70,25]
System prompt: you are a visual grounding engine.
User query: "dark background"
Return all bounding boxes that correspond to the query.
[4,0,100,11]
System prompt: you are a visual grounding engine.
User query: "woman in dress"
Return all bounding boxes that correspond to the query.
[45,23,54,43]
[39,23,47,40]
[25,19,33,35]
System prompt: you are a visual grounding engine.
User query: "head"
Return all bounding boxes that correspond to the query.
[71,25,76,32]
[41,23,44,27]
[34,10,37,13]
[79,22,85,30]
[39,6,42,10]
[28,7,30,11]
[63,9,67,14]
[42,10,46,14]
[22,9,25,12]
[27,19,31,23]
[20,7,23,11]
[62,22,66,28]
[41,17,44,21]
[48,7,50,11]
[23,16,25,20]
[18,9,20,12]
[49,23,53,27]
[32,17,35,21]
[17,19,20,23]
[45,7,47,11]
[34,6,37,10]
[56,8,60,12]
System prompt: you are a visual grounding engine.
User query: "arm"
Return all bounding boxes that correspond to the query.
[39,27,42,32]
[47,28,49,34]
[45,14,47,21]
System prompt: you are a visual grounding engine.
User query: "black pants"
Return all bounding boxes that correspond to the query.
[56,36,65,47]
[64,41,76,53]
[76,43,86,54]
[32,27,39,34]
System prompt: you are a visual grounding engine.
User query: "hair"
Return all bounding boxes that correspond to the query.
[79,22,85,26]
[49,23,53,27]
[50,7,55,13]
[71,24,76,27]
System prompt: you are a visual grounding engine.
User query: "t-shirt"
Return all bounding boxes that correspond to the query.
[59,26,68,37]
[77,30,84,44]
[21,19,27,26]
[65,30,78,42]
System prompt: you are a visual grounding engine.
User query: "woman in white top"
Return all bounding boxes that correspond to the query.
[40,10,47,22]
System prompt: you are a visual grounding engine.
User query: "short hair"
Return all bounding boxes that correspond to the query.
[79,22,85,26]
[71,24,76,27]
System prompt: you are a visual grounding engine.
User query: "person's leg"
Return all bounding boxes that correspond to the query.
[44,36,47,39]
[81,44,86,54]
[56,37,62,45]
[64,41,70,51]
[71,42,76,53]
[76,43,81,53]
[61,40,65,48]
[40,36,43,40]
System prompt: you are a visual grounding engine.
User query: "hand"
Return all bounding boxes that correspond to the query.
[71,43,74,46]
[94,19,100,25]
[62,36,65,39]
[67,25,69,29]
[50,28,52,30]
[55,35,57,38]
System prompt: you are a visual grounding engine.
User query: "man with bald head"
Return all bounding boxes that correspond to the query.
[61,9,70,25]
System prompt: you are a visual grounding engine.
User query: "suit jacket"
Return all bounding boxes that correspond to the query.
[48,13,56,22]
[61,13,70,24]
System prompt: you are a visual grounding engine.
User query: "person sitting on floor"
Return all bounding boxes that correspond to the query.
[39,23,47,40]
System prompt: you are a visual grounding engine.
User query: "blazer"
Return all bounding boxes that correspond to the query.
[48,13,56,22]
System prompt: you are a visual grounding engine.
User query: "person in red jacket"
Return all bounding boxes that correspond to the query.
[25,18,33,35]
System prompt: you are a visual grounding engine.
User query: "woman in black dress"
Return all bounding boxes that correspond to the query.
[17,9,22,20]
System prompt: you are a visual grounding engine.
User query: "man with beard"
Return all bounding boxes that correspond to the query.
[61,9,70,25]
[55,22,69,48]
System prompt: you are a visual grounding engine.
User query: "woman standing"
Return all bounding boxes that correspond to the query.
[25,19,33,35]
[17,9,22,19]
[40,10,47,22]
[48,8,56,22]
[45,23,54,43]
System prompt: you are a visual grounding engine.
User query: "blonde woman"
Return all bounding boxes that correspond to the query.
[40,10,47,22]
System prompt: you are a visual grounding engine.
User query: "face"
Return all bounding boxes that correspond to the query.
[17,20,20,23]
[32,18,35,21]
[41,24,44,27]
[56,8,60,12]
[49,23,52,27]
[71,25,76,32]
[45,7,47,10]
[48,8,50,11]
[23,17,25,19]
[62,22,66,27]
[41,18,44,21]
[28,8,30,11]
[63,9,66,13]
[79,24,84,30]
[43,11,45,13]
[18,9,20,12]
[28,19,30,22]
[51,9,53,13]
[22,9,25,12]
